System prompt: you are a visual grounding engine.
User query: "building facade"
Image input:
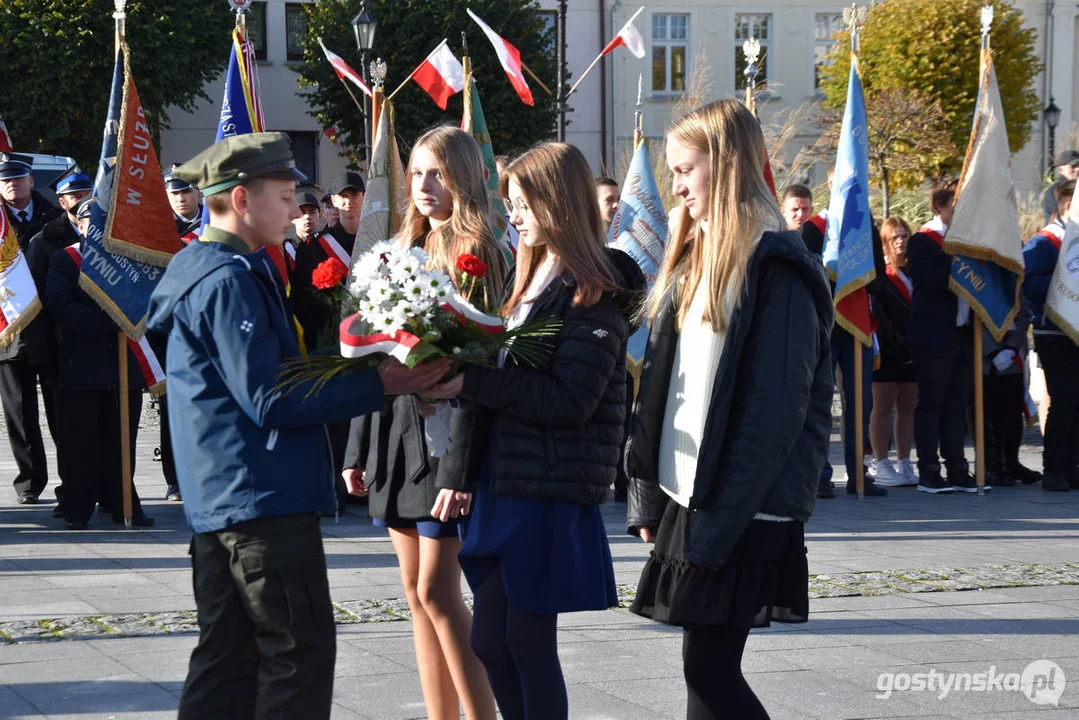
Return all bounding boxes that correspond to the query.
[161,1,1075,200]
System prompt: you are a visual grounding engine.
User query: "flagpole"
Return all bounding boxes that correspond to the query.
[369,59,387,163]
[111,0,134,528]
[633,74,643,148]
[973,4,994,496]
[520,62,553,96]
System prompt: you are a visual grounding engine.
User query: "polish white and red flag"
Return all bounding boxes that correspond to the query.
[412,40,465,110]
[467,9,534,106]
[0,205,40,347]
[318,37,373,98]
[602,7,646,58]
[0,114,12,153]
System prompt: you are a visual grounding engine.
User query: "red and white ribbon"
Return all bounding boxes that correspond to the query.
[339,314,422,363]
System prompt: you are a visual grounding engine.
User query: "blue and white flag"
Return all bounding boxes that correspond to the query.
[607,140,668,361]
[78,44,163,340]
[944,54,1023,341]
[823,58,875,346]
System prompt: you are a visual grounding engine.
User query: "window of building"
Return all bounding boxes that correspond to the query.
[537,10,557,57]
[245,1,268,62]
[815,13,843,91]
[285,4,309,62]
[734,13,770,91]
[287,131,318,183]
[651,13,688,93]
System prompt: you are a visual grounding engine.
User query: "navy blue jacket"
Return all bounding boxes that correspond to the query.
[907,220,965,351]
[1022,221,1065,337]
[147,232,384,534]
[626,231,835,571]
[45,245,148,391]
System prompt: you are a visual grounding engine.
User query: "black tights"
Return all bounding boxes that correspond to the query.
[683,624,769,720]
[469,567,567,720]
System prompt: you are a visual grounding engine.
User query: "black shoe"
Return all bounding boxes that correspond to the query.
[64,521,88,530]
[817,484,835,499]
[918,474,955,494]
[986,467,1016,487]
[52,505,64,518]
[1043,474,1071,492]
[16,491,38,505]
[847,481,888,496]
[1008,463,1043,485]
[947,472,987,493]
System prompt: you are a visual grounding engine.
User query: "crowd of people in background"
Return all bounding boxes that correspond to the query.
[3,101,1079,720]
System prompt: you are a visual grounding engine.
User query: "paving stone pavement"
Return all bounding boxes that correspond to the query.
[1,399,1078,718]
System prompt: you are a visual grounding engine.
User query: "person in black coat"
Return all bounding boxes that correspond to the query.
[625,100,834,720]
[0,153,65,503]
[425,142,645,720]
[45,199,154,529]
[907,181,981,494]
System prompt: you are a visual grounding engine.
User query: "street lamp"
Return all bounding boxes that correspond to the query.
[351,2,378,166]
[1045,96,1061,174]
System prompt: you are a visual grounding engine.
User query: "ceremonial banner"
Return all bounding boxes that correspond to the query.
[79,43,164,340]
[100,50,183,265]
[353,103,408,260]
[461,62,512,258]
[0,114,11,152]
[607,139,668,362]
[944,56,1024,342]
[218,27,264,138]
[1047,186,1079,344]
[823,59,875,346]
[0,206,40,347]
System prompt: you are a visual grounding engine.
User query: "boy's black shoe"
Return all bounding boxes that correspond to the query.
[1008,463,1042,485]
[918,474,955,494]
[949,472,988,493]
[846,481,888,496]
[1043,474,1071,492]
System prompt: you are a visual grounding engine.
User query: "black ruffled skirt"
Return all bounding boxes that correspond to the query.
[630,499,809,629]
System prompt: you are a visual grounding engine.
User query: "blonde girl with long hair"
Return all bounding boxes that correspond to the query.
[624,99,835,720]
[425,142,646,719]
[342,125,506,720]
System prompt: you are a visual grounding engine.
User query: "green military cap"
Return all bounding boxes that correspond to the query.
[174,132,307,197]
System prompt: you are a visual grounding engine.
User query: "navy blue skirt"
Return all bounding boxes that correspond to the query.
[458,454,618,615]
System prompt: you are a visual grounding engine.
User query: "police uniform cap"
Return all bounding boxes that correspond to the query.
[0,152,33,180]
[75,197,95,220]
[49,163,94,195]
[328,171,366,196]
[173,132,307,197]
[296,190,322,210]
[163,163,195,192]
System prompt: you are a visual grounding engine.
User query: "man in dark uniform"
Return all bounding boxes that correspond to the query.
[146,133,449,719]
[22,165,94,514]
[0,152,63,503]
[164,164,203,241]
[46,198,155,529]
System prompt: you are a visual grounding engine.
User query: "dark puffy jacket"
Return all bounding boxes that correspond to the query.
[462,248,646,505]
[626,231,834,571]
[870,267,913,369]
[146,235,384,534]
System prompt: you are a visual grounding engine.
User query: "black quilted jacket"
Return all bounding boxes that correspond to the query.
[462,249,646,505]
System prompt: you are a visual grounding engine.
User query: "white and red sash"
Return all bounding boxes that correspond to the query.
[312,231,350,266]
[885,265,912,304]
[63,246,165,391]
[1037,220,1064,251]
[917,217,947,248]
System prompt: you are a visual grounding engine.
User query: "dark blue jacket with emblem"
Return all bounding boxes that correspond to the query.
[147,234,384,534]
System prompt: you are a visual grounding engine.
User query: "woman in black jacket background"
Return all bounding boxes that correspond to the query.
[626,100,834,720]
[427,142,645,720]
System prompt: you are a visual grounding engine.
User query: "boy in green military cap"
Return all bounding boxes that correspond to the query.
[147,132,449,719]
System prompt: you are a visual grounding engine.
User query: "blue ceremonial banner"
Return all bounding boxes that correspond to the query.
[78,44,163,340]
[823,59,875,346]
[218,28,264,140]
[607,140,668,361]
[943,55,1024,341]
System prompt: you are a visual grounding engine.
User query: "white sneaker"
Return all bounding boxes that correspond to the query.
[871,458,905,486]
[896,459,918,486]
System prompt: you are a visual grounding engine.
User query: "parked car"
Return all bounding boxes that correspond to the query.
[27,154,78,204]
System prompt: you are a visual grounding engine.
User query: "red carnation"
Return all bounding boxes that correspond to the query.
[312,258,349,290]
[456,254,488,278]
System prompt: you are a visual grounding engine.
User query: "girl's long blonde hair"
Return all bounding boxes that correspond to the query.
[397,125,507,296]
[499,142,618,312]
[648,99,785,332]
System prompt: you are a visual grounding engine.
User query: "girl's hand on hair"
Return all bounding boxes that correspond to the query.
[431,489,472,521]
[638,527,657,544]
